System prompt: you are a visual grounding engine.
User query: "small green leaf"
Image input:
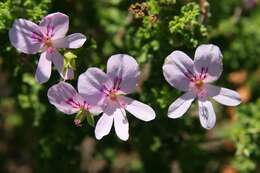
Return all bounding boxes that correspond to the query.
[86,113,95,127]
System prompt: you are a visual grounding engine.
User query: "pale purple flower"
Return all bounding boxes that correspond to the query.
[47,81,101,126]
[163,44,241,129]
[9,12,86,83]
[78,54,156,141]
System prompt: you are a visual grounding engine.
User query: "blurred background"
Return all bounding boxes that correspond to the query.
[0,0,260,172]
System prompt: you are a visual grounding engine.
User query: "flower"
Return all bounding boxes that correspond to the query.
[163,44,241,129]
[78,54,156,141]
[47,81,101,127]
[9,12,86,83]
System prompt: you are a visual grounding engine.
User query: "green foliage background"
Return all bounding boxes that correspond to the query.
[0,0,260,172]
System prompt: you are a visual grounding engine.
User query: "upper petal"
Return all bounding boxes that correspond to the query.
[106,54,140,94]
[35,51,52,83]
[194,44,223,83]
[78,68,113,105]
[168,92,195,119]
[207,84,241,106]
[47,81,81,114]
[53,33,87,49]
[163,51,195,91]
[121,96,156,122]
[114,108,129,141]
[198,100,216,129]
[9,19,43,54]
[40,12,69,39]
[94,113,114,140]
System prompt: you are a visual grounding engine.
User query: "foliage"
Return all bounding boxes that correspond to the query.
[231,99,260,173]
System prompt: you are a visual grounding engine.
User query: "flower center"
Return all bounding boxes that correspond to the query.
[109,92,118,101]
[194,79,204,90]
[44,37,53,47]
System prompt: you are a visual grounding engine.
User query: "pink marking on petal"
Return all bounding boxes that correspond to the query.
[65,98,81,108]
[112,77,122,91]
[31,31,44,43]
[100,85,110,96]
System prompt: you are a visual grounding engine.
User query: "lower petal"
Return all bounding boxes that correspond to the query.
[198,101,216,129]
[48,49,64,75]
[47,81,81,114]
[35,52,52,83]
[207,84,241,106]
[122,96,156,122]
[62,68,74,80]
[168,92,195,119]
[114,108,129,141]
[94,113,114,140]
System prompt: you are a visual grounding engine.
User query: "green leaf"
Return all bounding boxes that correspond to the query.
[86,112,95,127]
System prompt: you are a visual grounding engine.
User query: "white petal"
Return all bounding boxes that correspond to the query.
[114,108,129,141]
[94,113,113,140]
[121,96,156,121]
[194,44,223,83]
[163,51,195,91]
[35,52,52,83]
[198,101,216,129]
[207,84,241,106]
[168,92,195,119]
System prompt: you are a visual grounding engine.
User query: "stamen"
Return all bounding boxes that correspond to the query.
[194,80,204,90]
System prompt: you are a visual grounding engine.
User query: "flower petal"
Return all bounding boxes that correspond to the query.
[89,106,103,115]
[9,19,43,54]
[48,49,64,75]
[35,52,52,83]
[78,68,113,105]
[121,96,155,121]
[62,68,74,80]
[107,54,139,94]
[95,113,114,140]
[40,12,69,39]
[198,100,216,129]
[114,108,129,141]
[194,44,223,83]
[207,84,241,106]
[53,33,87,49]
[47,81,82,114]
[168,92,195,119]
[163,51,195,91]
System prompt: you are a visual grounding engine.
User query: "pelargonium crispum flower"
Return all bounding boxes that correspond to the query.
[9,12,86,83]
[78,54,156,141]
[163,44,241,129]
[47,81,102,127]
